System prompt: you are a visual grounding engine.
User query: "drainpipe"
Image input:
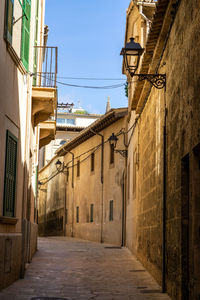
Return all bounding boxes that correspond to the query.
[65,151,74,236]
[162,90,167,293]
[90,129,104,243]
[63,171,67,236]
[139,4,151,40]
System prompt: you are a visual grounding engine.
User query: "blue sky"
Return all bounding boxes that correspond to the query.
[45,0,130,114]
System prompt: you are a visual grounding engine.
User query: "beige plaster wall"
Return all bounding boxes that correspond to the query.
[0,0,45,290]
[38,116,127,246]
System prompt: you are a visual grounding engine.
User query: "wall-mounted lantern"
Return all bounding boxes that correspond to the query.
[55,159,64,172]
[120,37,166,89]
[108,133,128,158]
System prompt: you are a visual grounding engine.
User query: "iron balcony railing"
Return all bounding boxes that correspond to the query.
[33,46,58,88]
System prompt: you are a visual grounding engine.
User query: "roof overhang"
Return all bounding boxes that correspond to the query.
[56,108,128,156]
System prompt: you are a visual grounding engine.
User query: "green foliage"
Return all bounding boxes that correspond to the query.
[125,81,128,98]
[75,110,89,115]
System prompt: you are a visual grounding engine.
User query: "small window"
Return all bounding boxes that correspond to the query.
[4,0,14,44]
[91,152,95,172]
[60,140,67,145]
[110,144,115,164]
[77,160,80,177]
[65,209,68,224]
[76,206,79,223]
[66,167,69,183]
[90,204,94,222]
[109,200,113,221]
[3,130,18,217]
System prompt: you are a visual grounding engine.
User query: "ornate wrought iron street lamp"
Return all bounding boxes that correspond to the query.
[108,133,128,158]
[120,37,166,89]
[55,159,64,172]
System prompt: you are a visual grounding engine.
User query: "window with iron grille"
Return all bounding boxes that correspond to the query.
[109,200,114,221]
[4,0,14,44]
[21,0,31,70]
[3,130,18,217]
[110,144,115,164]
[90,204,94,222]
[91,152,95,172]
[77,160,80,177]
[76,206,79,223]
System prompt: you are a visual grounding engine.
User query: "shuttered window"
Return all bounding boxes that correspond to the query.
[90,204,94,222]
[110,144,115,164]
[21,0,31,70]
[91,152,95,172]
[109,200,113,221]
[76,206,79,223]
[4,0,14,44]
[3,130,18,217]
[33,0,39,85]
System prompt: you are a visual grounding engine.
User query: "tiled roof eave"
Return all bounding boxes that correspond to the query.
[56,108,128,156]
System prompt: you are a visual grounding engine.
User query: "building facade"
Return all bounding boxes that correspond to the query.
[39,106,101,167]
[123,0,200,299]
[38,108,127,245]
[0,0,57,290]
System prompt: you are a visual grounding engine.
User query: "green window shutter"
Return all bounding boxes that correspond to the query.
[3,130,18,217]
[33,0,39,85]
[21,0,31,71]
[4,0,14,44]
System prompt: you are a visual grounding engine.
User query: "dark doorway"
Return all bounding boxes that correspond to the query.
[192,144,200,300]
[181,154,190,300]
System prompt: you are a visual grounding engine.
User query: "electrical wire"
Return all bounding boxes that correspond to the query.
[56,76,126,81]
[34,73,126,89]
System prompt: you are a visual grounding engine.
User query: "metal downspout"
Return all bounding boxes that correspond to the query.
[162,91,167,293]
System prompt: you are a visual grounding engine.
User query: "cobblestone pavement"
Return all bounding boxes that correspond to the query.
[0,237,171,300]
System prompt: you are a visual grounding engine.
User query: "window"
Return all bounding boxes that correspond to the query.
[76,206,79,223]
[3,130,18,217]
[65,209,68,224]
[66,167,69,183]
[91,152,95,172]
[109,200,113,221]
[57,118,75,125]
[77,160,80,177]
[90,204,94,222]
[21,0,31,70]
[60,140,67,145]
[110,144,115,164]
[4,0,14,44]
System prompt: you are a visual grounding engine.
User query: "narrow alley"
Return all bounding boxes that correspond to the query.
[0,237,170,300]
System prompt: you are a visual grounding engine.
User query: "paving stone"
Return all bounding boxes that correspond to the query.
[0,237,171,300]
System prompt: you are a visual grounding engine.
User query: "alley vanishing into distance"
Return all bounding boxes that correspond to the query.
[0,237,171,300]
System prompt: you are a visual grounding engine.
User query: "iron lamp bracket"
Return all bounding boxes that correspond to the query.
[115,149,128,158]
[132,74,166,89]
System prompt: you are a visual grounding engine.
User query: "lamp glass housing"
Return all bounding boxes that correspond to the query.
[121,37,144,76]
[108,133,118,149]
[55,159,63,172]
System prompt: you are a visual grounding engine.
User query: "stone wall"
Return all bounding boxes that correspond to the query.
[163,0,200,298]
[125,0,200,299]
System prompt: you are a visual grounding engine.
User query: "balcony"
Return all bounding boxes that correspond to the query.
[32,46,58,126]
[38,116,56,149]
